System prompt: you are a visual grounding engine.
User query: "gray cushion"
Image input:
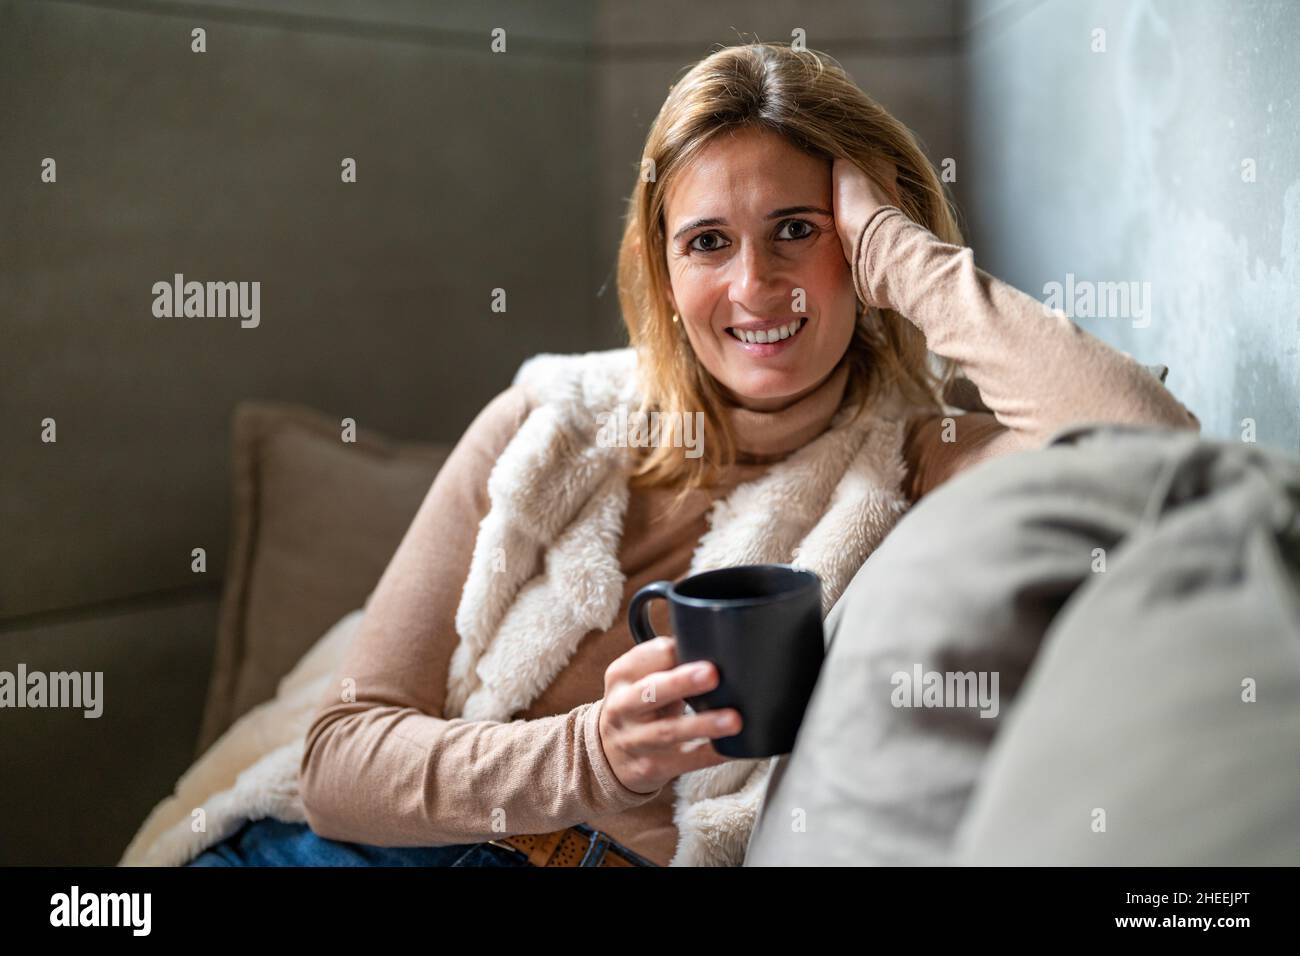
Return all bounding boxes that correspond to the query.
[952,430,1300,864]
[744,423,1202,866]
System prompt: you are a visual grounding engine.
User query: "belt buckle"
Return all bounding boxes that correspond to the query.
[486,836,529,862]
[488,833,560,866]
[576,826,614,867]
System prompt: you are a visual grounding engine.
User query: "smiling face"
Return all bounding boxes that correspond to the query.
[663,125,860,412]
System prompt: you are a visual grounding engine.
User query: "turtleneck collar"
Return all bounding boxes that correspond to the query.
[723,359,851,462]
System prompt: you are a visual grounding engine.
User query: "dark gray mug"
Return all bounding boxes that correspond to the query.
[627,564,825,758]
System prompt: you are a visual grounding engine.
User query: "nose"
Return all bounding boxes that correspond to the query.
[727,240,791,316]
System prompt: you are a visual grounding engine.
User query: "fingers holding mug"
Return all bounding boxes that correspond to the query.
[623,703,743,755]
[599,637,745,793]
[629,656,720,717]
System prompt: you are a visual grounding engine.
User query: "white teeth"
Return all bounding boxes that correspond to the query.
[730,318,805,344]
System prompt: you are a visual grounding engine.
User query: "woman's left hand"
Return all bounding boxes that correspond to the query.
[831,155,901,269]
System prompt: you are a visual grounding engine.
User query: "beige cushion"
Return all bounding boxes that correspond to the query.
[194,401,450,758]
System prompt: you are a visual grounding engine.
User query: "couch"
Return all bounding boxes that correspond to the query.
[125,362,1295,867]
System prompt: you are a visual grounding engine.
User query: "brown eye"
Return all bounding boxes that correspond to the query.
[776,219,815,241]
[689,231,729,253]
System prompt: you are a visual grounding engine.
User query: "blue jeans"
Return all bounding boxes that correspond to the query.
[185,818,658,867]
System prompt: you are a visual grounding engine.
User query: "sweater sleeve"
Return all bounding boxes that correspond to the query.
[297,384,663,847]
[850,206,1201,501]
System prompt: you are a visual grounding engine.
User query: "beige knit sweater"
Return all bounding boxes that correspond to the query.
[297,207,1200,866]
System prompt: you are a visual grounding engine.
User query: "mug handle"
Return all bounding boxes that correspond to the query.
[627,580,673,644]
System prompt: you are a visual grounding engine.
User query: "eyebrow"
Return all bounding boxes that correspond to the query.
[670,206,833,243]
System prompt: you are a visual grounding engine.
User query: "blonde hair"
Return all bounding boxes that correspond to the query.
[616,41,962,493]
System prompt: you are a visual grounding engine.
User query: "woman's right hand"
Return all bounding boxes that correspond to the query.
[598,635,744,794]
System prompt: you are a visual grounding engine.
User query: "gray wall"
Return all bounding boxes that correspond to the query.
[963,0,1299,452]
[1,0,597,622]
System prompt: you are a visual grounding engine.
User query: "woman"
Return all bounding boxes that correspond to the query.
[189,42,1197,868]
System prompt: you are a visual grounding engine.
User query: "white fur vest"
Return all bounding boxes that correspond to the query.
[441,347,918,866]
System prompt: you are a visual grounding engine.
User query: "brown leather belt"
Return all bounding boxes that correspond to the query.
[486,827,641,867]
